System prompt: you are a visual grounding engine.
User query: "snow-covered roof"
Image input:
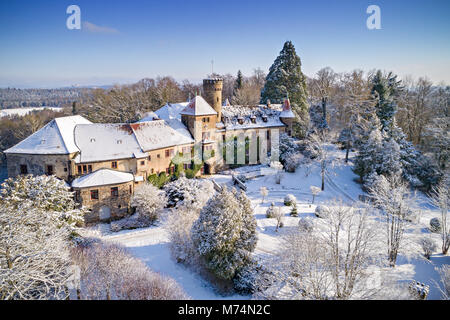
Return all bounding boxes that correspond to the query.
[279,98,296,118]
[221,105,285,130]
[4,115,92,155]
[74,123,146,163]
[154,102,189,121]
[74,120,194,163]
[180,96,217,116]
[130,120,193,151]
[71,169,134,188]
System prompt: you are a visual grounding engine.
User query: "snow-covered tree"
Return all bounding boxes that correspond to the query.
[257,202,384,300]
[260,186,268,203]
[164,177,214,210]
[304,132,332,191]
[310,186,321,204]
[0,175,84,230]
[131,183,166,223]
[0,203,71,299]
[370,70,402,131]
[191,187,257,280]
[266,202,276,218]
[369,174,416,267]
[434,265,450,300]
[430,179,449,254]
[260,41,309,137]
[279,132,301,172]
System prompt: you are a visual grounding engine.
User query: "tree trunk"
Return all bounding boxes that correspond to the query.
[345,139,350,163]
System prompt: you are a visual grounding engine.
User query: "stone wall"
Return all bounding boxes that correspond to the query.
[6,153,74,180]
[75,181,133,224]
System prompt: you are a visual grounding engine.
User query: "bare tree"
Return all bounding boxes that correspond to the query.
[369,174,415,267]
[430,178,449,254]
[305,132,332,191]
[257,201,384,300]
[260,186,268,203]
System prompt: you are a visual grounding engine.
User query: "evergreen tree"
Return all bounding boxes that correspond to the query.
[191,187,257,280]
[260,41,309,137]
[235,70,244,91]
[370,70,402,131]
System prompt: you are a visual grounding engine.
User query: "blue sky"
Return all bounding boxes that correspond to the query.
[0,0,449,88]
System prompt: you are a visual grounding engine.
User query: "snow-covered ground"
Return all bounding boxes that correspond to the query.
[0,107,62,118]
[84,145,448,300]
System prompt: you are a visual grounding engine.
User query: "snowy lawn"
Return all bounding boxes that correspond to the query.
[83,145,448,300]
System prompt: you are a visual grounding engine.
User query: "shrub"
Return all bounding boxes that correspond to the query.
[232,260,267,295]
[315,205,330,218]
[131,183,167,224]
[164,177,214,210]
[429,217,442,233]
[284,194,296,206]
[71,242,188,299]
[266,202,276,218]
[408,281,429,300]
[298,217,313,233]
[419,237,437,259]
[148,172,170,188]
[290,203,298,217]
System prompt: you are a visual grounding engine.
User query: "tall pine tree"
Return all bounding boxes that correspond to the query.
[261,41,309,137]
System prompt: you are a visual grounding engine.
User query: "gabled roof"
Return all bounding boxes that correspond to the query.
[74,123,146,163]
[4,115,92,155]
[155,102,189,120]
[279,98,295,118]
[180,96,217,116]
[130,120,193,151]
[71,169,134,188]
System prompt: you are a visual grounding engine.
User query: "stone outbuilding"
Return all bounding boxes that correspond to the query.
[71,168,135,224]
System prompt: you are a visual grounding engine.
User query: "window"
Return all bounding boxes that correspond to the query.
[111,187,119,198]
[78,165,82,174]
[46,165,54,175]
[129,185,132,194]
[64,167,68,172]
[171,166,175,174]
[83,165,87,173]
[20,165,28,175]
[90,190,99,200]
[165,149,174,158]
[148,155,151,161]
[140,160,145,166]
[111,161,118,169]
[165,167,170,174]
[88,165,92,173]
[150,168,154,174]
[266,130,270,140]
[157,154,160,159]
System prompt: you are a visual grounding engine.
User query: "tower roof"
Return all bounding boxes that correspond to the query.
[279,98,295,118]
[180,96,217,116]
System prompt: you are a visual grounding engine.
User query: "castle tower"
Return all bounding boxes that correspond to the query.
[203,78,223,122]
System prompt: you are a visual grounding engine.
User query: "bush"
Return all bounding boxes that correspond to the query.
[110,214,151,232]
[131,183,166,224]
[419,237,437,259]
[429,217,442,233]
[164,177,214,210]
[315,205,330,218]
[284,194,296,206]
[266,202,276,218]
[71,242,188,299]
[148,172,170,188]
[167,207,200,265]
[233,260,267,295]
[298,217,313,233]
[290,203,298,217]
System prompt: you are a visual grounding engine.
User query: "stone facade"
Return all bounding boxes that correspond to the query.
[74,180,134,224]
[6,153,75,181]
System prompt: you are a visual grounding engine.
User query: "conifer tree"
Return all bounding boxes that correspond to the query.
[261,41,309,137]
[235,70,243,91]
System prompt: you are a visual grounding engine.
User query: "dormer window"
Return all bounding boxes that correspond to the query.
[250,116,256,124]
[117,140,122,144]
[90,138,96,143]
[238,117,244,125]
[262,115,268,122]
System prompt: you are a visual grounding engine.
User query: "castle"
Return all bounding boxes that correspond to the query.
[4,78,295,223]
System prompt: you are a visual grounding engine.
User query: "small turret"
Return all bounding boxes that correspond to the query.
[280,98,295,136]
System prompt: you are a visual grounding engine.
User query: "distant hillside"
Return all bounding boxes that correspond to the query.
[0,87,90,109]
